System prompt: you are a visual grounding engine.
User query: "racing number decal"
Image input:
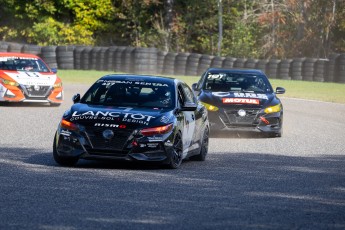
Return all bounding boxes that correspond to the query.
[25,72,40,78]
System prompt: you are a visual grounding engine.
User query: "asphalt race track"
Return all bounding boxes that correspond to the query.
[1,84,345,230]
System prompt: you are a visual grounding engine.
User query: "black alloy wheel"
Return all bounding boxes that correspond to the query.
[168,132,183,169]
[53,133,79,166]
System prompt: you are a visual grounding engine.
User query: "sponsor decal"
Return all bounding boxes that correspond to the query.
[23,72,39,78]
[147,136,163,142]
[212,92,268,100]
[207,73,226,79]
[138,143,159,148]
[147,143,159,148]
[0,57,38,61]
[222,98,260,104]
[4,72,56,85]
[94,123,127,128]
[61,130,72,136]
[160,116,170,124]
[234,92,268,100]
[70,110,155,125]
[97,79,169,87]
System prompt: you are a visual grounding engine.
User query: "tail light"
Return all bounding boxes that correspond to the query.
[140,123,173,136]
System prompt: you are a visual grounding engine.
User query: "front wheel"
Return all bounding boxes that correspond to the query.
[191,127,209,161]
[168,132,183,169]
[53,134,78,166]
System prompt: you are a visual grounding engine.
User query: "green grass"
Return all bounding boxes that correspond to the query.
[58,70,345,104]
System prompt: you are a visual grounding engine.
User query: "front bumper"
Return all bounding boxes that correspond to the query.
[208,108,282,134]
[0,83,63,104]
[55,126,175,163]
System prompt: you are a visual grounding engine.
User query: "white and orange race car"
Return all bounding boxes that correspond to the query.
[0,52,63,106]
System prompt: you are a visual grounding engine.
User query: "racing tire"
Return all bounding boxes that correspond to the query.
[191,127,209,161]
[53,134,78,166]
[168,132,183,169]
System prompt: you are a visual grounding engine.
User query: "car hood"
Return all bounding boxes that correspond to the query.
[0,70,57,85]
[199,91,278,108]
[64,103,174,129]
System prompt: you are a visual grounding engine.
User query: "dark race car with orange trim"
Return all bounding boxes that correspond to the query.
[53,74,209,169]
[0,52,63,106]
[192,68,285,137]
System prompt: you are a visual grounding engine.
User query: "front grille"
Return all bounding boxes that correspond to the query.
[21,85,51,97]
[224,107,260,127]
[83,127,133,151]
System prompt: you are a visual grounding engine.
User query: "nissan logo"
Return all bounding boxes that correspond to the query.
[102,129,114,140]
[34,85,40,91]
[238,109,246,117]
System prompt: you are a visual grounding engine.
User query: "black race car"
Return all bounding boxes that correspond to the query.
[53,74,209,169]
[192,68,285,137]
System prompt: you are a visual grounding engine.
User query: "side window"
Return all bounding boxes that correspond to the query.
[181,84,195,103]
[177,85,185,106]
[197,72,207,89]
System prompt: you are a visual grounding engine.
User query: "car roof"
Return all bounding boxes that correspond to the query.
[100,74,178,84]
[206,68,265,75]
[0,52,41,58]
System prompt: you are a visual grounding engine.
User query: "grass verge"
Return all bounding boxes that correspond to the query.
[58,70,345,104]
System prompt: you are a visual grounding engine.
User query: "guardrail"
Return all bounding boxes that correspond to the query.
[1,42,345,83]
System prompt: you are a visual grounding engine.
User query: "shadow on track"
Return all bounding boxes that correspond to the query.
[0,146,171,170]
[210,130,266,139]
[1,146,345,229]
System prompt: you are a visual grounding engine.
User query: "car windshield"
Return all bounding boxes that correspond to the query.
[203,72,273,93]
[0,56,50,72]
[80,79,175,109]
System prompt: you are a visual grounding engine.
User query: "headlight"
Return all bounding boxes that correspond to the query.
[61,119,78,131]
[53,82,63,88]
[1,78,19,86]
[201,102,219,111]
[264,104,281,114]
[140,123,173,136]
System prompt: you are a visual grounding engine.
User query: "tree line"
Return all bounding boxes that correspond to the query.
[0,0,344,59]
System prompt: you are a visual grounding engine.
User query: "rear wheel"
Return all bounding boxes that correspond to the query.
[168,132,183,169]
[53,133,78,166]
[191,127,209,161]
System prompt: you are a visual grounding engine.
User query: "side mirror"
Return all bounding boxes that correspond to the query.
[276,87,285,94]
[51,68,58,73]
[72,94,81,103]
[180,101,197,111]
[192,83,198,91]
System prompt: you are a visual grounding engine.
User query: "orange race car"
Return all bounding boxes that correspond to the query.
[0,52,63,106]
